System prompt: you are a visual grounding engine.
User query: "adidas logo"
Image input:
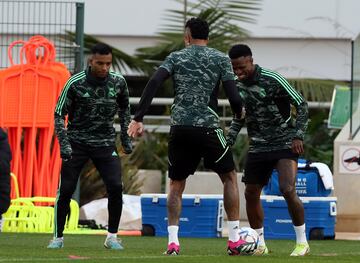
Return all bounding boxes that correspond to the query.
[112,151,117,156]
[83,92,90,97]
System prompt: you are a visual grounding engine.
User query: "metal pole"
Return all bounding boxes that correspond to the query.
[75,2,84,73]
[72,2,85,203]
[184,0,187,29]
[350,40,354,140]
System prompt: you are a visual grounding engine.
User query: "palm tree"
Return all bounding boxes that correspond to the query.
[62,32,152,74]
[136,0,262,70]
[289,79,347,101]
[64,0,262,75]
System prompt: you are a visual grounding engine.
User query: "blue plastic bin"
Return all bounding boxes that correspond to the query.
[263,162,332,197]
[261,195,337,240]
[141,194,224,238]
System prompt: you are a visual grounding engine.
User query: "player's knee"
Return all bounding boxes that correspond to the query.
[245,186,261,202]
[107,182,123,196]
[279,184,296,198]
[59,183,77,199]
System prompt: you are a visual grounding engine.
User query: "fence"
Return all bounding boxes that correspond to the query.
[0,0,84,73]
[119,98,331,134]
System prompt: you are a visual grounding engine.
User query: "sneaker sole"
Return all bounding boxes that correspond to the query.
[290,247,310,256]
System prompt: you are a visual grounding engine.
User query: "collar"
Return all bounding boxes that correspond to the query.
[241,64,262,86]
[85,67,109,86]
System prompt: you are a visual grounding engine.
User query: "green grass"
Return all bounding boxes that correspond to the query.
[0,233,359,262]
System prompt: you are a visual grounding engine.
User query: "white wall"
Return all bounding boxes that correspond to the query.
[83,0,360,39]
[95,35,352,81]
[243,38,352,80]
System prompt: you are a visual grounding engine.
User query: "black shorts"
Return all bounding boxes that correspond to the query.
[168,126,235,180]
[242,149,298,186]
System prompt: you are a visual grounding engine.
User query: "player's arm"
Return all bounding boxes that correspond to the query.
[133,67,170,122]
[219,55,243,117]
[54,81,74,161]
[291,96,308,154]
[128,68,170,137]
[272,73,308,154]
[223,80,245,145]
[223,79,243,117]
[117,78,132,154]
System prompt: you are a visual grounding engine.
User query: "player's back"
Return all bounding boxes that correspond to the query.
[161,45,235,128]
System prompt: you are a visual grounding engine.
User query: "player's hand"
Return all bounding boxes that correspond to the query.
[60,147,72,162]
[127,120,144,138]
[121,137,133,154]
[292,139,304,155]
[226,117,243,146]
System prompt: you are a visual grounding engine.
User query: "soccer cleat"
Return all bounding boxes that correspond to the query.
[104,237,124,250]
[163,242,180,255]
[253,245,269,256]
[47,238,64,249]
[227,239,257,256]
[290,243,310,256]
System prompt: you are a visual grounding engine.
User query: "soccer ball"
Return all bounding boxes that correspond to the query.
[238,227,259,255]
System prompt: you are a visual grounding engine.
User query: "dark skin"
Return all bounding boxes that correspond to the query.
[88,53,112,78]
[231,55,305,228]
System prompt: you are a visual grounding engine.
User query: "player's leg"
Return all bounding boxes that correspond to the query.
[204,128,254,255]
[244,183,268,254]
[166,178,186,255]
[218,169,244,253]
[48,142,88,248]
[0,136,11,232]
[165,126,200,255]
[242,152,274,255]
[276,157,309,256]
[92,146,123,250]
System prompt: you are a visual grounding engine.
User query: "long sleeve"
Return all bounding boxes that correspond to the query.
[226,117,245,146]
[54,82,73,158]
[223,80,243,117]
[133,67,170,122]
[293,100,308,140]
[271,73,308,140]
[117,81,132,153]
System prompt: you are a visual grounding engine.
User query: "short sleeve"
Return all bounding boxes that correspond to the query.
[160,53,175,74]
[219,55,236,82]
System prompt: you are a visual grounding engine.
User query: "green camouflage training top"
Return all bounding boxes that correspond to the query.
[54,68,131,148]
[237,65,308,152]
[160,45,236,128]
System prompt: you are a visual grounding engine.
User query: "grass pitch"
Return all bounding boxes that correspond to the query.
[0,233,359,262]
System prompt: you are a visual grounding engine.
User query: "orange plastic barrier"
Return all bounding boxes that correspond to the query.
[0,35,70,198]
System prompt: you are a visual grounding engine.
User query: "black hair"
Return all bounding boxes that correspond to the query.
[91,43,112,55]
[185,17,209,40]
[228,44,252,59]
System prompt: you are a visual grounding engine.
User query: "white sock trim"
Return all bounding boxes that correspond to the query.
[254,227,266,246]
[107,232,117,239]
[294,224,308,244]
[168,225,179,245]
[227,220,240,242]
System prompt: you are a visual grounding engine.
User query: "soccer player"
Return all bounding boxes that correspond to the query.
[227,44,310,256]
[0,128,11,231]
[48,43,132,249]
[128,17,255,256]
